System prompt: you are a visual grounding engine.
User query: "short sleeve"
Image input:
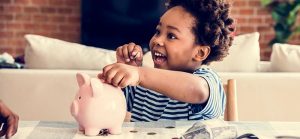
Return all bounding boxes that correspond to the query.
[122,86,136,112]
[189,68,226,120]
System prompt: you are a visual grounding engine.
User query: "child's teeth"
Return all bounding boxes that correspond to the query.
[155,52,163,56]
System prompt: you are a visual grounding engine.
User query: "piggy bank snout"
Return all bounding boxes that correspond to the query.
[71,100,79,117]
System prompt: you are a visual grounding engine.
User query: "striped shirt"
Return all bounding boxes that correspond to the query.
[122,68,226,122]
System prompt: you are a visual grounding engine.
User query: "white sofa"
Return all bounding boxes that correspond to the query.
[1,63,300,122]
[1,33,300,122]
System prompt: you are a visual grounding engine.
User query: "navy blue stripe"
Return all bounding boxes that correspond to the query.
[136,86,148,92]
[131,115,145,122]
[163,110,189,115]
[168,101,186,105]
[132,97,143,106]
[131,108,159,122]
[134,93,169,108]
[122,87,133,111]
[132,105,144,112]
[165,105,188,110]
[147,89,167,98]
[133,105,163,117]
[143,98,168,108]
[141,112,160,121]
[160,115,187,120]
[140,104,165,114]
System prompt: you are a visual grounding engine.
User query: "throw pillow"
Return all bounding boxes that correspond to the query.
[208,32,260,72]
[24,34,116,70]
[270,43,300,72]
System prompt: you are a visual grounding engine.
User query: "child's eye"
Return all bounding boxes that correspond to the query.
[167,33,177,40]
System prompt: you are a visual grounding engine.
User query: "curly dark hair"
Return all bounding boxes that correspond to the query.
[167,0,235,65]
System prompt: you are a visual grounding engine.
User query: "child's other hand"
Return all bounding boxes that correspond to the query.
[0,101,19,139]
[98,63,141,88]
[116,42,143,67]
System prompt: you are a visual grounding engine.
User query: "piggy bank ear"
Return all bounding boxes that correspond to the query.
[76,73,91,86]
[90,78,103,97]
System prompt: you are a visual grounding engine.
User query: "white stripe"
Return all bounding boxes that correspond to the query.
[166,103,188,108]
[164,108,189,113]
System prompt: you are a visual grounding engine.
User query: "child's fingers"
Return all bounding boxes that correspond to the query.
[127,43,136,59]
[6,115,18,138]
[121,45,130,62]
[130,45,142,59]
[104,66,119,84]
[101,64,114,79]
[97,73,106,83]
[97,70,103,79]
[97,73,104,79]
[135,52,143,61]
[116,47,125,63]
[117,43,142,66]
[111,72,125,87]
[119,76,130,88]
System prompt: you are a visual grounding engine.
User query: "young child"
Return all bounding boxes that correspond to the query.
[98,0,235,122]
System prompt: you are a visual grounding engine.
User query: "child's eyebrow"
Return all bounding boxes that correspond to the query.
[167,25,181,33]
[158,22,181,33]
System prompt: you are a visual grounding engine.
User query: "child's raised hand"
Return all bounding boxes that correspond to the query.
[98,63,141,88]
[116,42,143,67]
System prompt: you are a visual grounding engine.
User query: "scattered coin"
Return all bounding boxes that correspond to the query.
[147,132,157,135]
[130,130,138,133]
[165,126,175,129]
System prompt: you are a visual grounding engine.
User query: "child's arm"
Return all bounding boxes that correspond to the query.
[138,66,209,104]
[116,42,143,67]
[99,63,209,104]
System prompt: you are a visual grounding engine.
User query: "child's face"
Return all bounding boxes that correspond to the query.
[149,6,200,72]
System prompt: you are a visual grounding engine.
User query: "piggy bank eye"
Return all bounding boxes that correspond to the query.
[79,96,81,100]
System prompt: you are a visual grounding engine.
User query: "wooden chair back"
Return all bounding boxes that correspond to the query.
[223,79,238,121]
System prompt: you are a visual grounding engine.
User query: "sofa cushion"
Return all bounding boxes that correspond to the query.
[270,43,300,72]
[24,34,116,70]
[208,32,260,72]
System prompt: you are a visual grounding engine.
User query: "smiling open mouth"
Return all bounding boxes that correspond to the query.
[153,51,167,65]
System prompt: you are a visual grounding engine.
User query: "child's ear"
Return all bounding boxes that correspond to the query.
[193,45,211,62]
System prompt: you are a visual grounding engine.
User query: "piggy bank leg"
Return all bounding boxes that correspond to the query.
[109,126,122,135]
[85,128,100,136]
[78,124,84,132]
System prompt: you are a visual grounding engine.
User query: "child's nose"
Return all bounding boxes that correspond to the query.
[153,37,164,47]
